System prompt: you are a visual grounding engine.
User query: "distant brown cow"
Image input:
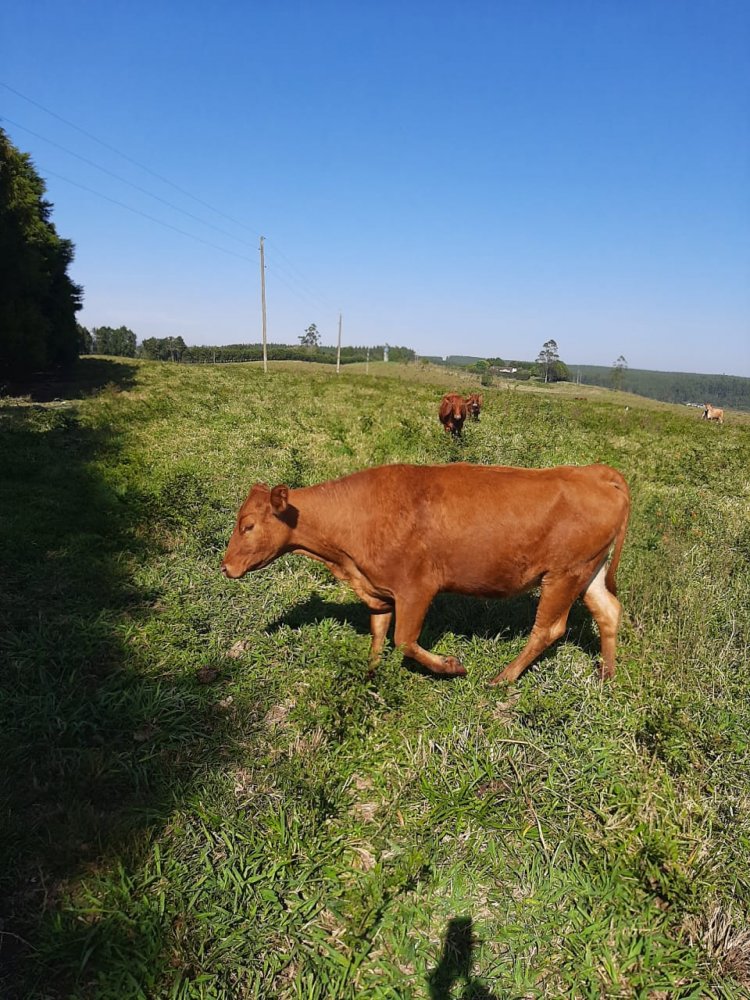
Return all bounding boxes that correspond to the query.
[465,393,483,421]
[221,462,630,685]
[702,403,724,424]
[439,393,467,437]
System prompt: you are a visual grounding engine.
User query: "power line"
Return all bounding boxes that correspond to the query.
[2,80,341,314]
[0,80,262,238]
[263,245,336,312]
[6,115,330,298]
[3,115,260,251]
[41,161,329,307]
[263,255,330,309]
[42,168,258,263]
[265,239,337,311]
[44,169,335,316]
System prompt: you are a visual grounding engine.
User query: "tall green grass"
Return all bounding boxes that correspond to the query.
[1,358,748,998]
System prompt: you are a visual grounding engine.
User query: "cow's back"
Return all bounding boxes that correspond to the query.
[313,463,628,596]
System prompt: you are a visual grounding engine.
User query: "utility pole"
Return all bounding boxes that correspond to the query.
[259,235,268,373]
[336,312,342,374]
[366,347,370,374]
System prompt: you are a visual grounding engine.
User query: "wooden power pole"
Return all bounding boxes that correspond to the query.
[259,236,268,373]
[336,312,342,374]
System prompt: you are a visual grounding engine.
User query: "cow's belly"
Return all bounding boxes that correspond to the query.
[452,579,541,600]
[442,564,541,599]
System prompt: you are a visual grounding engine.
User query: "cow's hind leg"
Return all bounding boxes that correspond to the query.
[368,608,393,671]
[488,574,579,685]
[582,561,622,679]
[393,593,466,676]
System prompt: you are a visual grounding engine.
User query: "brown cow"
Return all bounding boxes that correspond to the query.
[702,403,724,424]
[221,462,630,685]
[439,393,467,437]
[465,393,483,421]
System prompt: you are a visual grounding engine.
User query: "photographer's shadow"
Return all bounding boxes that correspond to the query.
[428,916,498,999]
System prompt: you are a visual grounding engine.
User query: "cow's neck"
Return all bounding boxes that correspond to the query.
[287,482,357,565]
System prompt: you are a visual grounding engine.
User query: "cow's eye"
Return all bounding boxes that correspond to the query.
[242,523,254,533]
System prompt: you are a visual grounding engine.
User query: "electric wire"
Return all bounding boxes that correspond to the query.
[265,239,337,312]
[43,168,258,263]
[42,163,333,312]
[43,169,336,316]
[2,115,325,299]
[264,244,337,312]
[3,115,259,250]
[0,80,261,237]
[2,81,341,319]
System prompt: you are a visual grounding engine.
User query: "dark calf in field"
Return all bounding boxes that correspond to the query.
[465,393,483,421]
[439,394,467,437]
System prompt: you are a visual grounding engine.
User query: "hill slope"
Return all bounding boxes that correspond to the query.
[2,358,749,997]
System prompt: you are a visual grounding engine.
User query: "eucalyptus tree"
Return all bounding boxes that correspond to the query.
[536,339,560,383]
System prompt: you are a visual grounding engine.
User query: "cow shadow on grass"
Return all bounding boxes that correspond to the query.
[0,401,257,997]
[266,590,601,680]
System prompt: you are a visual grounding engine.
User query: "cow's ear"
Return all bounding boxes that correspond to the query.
[270,485,289,513]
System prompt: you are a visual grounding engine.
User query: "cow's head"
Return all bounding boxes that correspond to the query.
[466,393,482,416]
[221,483,295,578]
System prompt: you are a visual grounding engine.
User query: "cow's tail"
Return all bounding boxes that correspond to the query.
[605,476,631,597]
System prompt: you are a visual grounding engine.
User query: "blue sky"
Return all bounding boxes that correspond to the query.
[2,1,749,374]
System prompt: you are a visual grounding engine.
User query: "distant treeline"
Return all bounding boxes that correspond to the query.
[574,365,750,412]
[77,323,750,412]
[425,355,544,382]
[78,331,417,366]
[175,343,416,365]
[422,355,486,367]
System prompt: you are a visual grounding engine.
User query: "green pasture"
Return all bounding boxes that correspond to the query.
[1,358,748,998]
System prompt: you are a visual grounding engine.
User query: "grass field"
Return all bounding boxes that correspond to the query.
[1,357,749,998]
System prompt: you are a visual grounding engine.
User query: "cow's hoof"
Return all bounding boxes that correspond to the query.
[598,662,615,681]
[439,656,466,677]
[487,671,511,687]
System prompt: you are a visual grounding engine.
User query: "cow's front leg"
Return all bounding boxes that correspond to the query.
[368,608,393,671]
[394,592,466,676]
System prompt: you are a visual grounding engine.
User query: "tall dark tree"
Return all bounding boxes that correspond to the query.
[77,323,93,354]
[0,128,83,375]
[139,337,162,361]
[92,325,137,357]
[139,335,187,361]
[165,335,187,361]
